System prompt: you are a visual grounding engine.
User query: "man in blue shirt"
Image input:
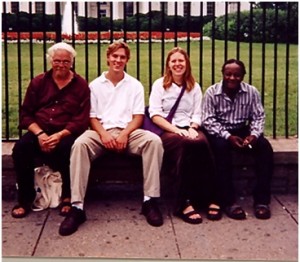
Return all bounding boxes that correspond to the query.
[201,59,273,220]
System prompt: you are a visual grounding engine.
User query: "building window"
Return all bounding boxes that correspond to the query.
[11,2,19,13]
[125,2,134,17]
[207,2,215,16]
[99,9,106,17]
[35,2,44,14]
[183,2,191,16]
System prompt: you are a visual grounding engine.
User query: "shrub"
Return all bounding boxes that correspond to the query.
[203,7,298,43]
[2,11,214,33]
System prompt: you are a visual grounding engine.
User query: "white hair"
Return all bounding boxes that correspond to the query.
[46,42,77,63]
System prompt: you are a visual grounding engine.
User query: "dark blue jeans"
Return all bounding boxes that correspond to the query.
[12,132,77,206]
[205,128,273,208]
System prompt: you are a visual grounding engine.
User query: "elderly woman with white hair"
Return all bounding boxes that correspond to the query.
[11,42,90,219]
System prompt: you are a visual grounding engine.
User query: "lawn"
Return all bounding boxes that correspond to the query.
[2,40,298,139]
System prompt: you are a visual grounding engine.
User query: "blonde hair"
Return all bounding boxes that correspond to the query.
[47,42,76,63]
[163,47,195,92]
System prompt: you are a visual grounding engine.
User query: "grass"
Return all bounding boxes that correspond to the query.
[2,40,298,139]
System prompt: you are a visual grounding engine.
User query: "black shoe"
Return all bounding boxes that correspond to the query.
[141,198,163,227]
[254,204,271,219]
[59,206,86,236]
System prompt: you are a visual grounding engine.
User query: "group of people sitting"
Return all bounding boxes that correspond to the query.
[11,41,273,237]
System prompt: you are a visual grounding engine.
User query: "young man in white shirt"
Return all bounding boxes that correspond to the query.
[59,41,164,236]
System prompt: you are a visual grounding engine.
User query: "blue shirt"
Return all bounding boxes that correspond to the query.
[201,81,265,139]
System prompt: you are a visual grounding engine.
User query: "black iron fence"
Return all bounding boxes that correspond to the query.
[2,2,298,141]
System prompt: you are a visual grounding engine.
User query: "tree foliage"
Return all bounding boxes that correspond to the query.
[203,3,298,43]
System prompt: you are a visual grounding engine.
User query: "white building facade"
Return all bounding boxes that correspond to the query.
[4,2,251,19]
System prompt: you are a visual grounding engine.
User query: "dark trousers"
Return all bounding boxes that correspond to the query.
[205,128,273,208]
[161,130,218,211]
[12,132,77,206]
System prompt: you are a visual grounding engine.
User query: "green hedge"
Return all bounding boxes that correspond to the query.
[3,8,297,44]
[2,11,213,33]
[2,12,58,32]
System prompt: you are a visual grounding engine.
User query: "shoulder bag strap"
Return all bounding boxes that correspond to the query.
[166,84,187,122]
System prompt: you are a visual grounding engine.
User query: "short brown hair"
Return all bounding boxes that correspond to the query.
[106,41,131,61]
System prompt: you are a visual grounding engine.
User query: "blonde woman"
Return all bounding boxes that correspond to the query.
[149,47,221,224]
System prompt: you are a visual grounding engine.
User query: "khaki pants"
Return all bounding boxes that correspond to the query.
[70,129,164,206]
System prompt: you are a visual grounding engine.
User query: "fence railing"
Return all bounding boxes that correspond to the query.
[2,2,298,141]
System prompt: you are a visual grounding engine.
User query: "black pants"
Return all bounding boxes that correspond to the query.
[205,128,273,208]
[161,129,218,211]
[12,132,77,206]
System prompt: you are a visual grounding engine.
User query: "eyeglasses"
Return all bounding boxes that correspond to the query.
[53,59,71,65]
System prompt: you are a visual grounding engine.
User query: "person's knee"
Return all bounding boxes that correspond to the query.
[12,140,30,160]
[56,139,74,157]
[256,137,273,154]
[12,142,20,159]
[146,133,163,145]
[180,138,206,153]
[58,135,76,149]
[142,134,164,157]
[72,136,89,149]
[210,137,230,152]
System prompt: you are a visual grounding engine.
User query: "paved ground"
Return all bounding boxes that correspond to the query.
[2,183,298,262]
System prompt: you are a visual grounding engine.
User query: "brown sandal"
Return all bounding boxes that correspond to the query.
[11,204,30,219]
[175,199,202,224]
[207,204,222,221]
[59,200,72,217]
[225,204,246,220]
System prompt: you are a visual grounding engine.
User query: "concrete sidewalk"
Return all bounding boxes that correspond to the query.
[2,183,298,261]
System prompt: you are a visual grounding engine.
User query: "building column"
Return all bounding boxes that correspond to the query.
[77,2,85,17]
[112,1,123,20]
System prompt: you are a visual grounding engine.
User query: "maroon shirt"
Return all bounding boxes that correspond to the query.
[19,69,90,136]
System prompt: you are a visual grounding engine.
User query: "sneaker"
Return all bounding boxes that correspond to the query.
[59,206,86,236]
[141,198,163,227]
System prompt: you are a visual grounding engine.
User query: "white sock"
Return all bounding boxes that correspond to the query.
[143,196,151,202]
[72,202,84,210]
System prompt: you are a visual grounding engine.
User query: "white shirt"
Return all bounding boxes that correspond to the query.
[149,77,202,127]
[89,71,145,130]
